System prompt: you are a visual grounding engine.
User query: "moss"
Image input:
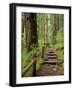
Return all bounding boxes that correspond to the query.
[54,29,64,65]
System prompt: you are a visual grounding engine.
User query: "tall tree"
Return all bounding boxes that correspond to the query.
[24,13,38,52]
[50,14,59,45]
[30,13,38,46]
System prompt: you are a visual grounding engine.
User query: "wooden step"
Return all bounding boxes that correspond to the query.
[47,49,55,52]
[43,59,57,64]
[46,51,55,53]
[44,56,57,61]
[46,53,56,56]
[47,51,55,53]
[48,48,55,50]
[48,56,57,59]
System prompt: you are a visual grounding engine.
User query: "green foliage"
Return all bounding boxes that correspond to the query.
[54,29,64,64]
[22,45,43,76]
[21,32,26,49]
[38,39,44,49]
[21,13,64,77]
[36,52,43,71]
[21,48,32,69]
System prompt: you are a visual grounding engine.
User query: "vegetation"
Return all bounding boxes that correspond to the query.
[21,13,64,77]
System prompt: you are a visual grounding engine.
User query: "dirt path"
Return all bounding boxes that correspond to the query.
[37,48,64,76]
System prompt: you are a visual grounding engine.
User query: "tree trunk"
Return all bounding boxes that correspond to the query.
[24,13,38,52]
[53,14,59,44]
[30,13,38,47]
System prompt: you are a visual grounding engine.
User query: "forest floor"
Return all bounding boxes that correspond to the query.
[37,48,64,76]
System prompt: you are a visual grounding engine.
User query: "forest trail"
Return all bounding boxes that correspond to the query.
[37,48,64,76]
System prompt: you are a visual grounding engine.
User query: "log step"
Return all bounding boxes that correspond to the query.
[47,49,54,51]
[48,56,57,59]
[47,51,55,53]
[46,53,56,56]
[47,48,55,50]
[44,56,56,61]
[43,60,57,64]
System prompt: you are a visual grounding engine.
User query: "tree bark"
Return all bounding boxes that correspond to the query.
[24,13,38,52]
